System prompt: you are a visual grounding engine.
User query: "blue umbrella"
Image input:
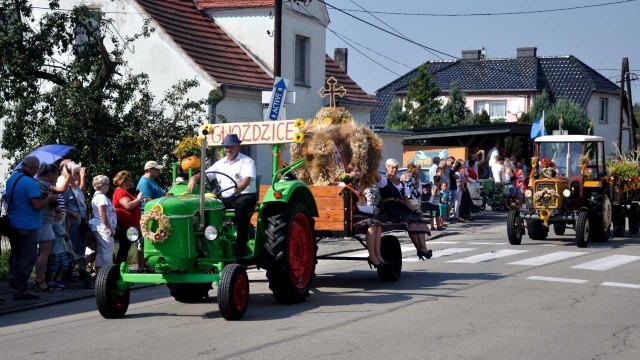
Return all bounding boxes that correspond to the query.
[14,144,74,170]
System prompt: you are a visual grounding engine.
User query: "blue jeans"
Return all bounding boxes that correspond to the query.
[8,228,39,294]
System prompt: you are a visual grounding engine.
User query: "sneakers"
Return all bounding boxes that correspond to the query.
[51,281,65,290]
[14,292,40,301]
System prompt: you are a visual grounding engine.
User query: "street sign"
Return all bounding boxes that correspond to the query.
[205,120,298,145]
[266,77,288,121]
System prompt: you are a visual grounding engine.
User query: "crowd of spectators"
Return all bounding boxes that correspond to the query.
[2,157,164,300]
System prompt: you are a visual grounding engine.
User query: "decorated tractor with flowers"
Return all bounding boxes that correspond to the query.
[96,118,319,321]
[507,135,640,248]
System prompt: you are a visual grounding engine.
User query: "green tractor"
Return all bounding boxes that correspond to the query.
[96,127,319,320]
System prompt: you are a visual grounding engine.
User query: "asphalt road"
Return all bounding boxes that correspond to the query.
[1,214,639,360]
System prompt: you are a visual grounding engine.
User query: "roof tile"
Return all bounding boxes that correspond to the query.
[195,0,274,10]
[136,0,273,90]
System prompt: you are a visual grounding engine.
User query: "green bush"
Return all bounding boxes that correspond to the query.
[0,250,9,283]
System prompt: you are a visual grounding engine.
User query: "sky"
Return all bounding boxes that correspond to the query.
[323,0,640,94]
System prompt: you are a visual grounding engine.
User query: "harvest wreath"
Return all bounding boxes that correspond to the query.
[140,204,171,244]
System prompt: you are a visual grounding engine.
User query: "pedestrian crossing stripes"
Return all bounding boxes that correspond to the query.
[447,249,529,264]
[527,276,588,284]
[600,282,640,289]
[404,248,477,262]
[570,255,640,271]
[508,251,587,266]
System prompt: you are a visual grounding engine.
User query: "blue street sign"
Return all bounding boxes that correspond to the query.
[266,77,288,121]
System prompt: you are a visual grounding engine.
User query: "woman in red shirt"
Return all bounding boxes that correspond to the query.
[112,171,143,266]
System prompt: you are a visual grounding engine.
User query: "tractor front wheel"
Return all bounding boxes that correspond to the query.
[96,264,130,319]
[218,264,249,320]
[265,202,317,304]
[576,211,591,248]
[507,209,523,245]
[553,223,566,236]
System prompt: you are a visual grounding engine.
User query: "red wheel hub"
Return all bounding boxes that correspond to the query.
[233,274,248,311]
[288,213,314,289]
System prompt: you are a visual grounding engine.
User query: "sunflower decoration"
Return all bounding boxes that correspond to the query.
[338,173,352,185]
[294,132,304,144]
[173,136,201,159]
[140,204,171,244]
[198,123,214,139]
[539,208,551,227]
[294,118,305,129]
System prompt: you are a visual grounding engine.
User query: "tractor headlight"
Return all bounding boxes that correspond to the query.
[563,189,571,198]
[525,189,533,198]
[204,225,218,241]
[126,227,140,242]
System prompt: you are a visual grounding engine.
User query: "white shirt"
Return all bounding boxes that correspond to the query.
[488,147,499,168]
[492,163,504,183]
[206,153,256,198]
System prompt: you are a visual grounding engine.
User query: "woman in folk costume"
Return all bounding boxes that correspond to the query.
[379,159,432,261]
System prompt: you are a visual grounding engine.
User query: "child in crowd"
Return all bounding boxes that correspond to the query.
[439,182,449,228]
[48,209,68,290]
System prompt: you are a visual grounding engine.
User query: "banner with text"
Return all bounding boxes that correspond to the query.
[206,120,297,146]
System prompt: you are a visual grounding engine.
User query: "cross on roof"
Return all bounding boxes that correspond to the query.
[317,76,347,107]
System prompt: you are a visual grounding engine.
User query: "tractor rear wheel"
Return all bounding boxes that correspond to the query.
[553,223,566,236]
[576,211,591,248]
[613,204,625,237]
[96,264,130,319]
[507,209,523,245]
[527,219,548,240]
[218,264,249,320]
[167,283,211,303]
[629,203,639,234]
[377,235,402,282]
[265,202,317,304]
[591,195,611,242]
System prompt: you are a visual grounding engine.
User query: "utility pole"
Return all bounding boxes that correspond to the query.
[625,59,637,149]
[274,0,282,77]
[617,58,637,150]
[618,58,625,150]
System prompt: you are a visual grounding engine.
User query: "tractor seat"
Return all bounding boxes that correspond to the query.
[224,176,261,218]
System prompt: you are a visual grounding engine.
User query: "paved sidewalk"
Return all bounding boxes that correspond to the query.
[0,214,477,316]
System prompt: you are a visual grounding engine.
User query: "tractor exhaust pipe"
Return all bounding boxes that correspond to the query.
[199,131,208,231]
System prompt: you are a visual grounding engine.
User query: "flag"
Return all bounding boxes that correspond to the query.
[530,111,547,140]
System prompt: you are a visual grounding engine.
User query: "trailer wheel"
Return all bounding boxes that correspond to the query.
[96,264,130,319]
[576,211,590,248]
[553,223,566,236]
[377,235,402,282]
[167,283,211,303]
[629,203,639,234]
[507,209,523,245]
[527,219,548,240]
[218,264,249,320]
[265,202,317,304]
[613,204,625,237]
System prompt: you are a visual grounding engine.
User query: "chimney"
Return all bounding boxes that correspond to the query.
[335,48,348,72]
[462,49,481,60]
[517,47,537,58]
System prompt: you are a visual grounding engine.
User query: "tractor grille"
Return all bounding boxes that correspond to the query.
[536,182,556,192]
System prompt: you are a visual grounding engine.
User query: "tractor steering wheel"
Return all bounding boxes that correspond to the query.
[204,170,238,197]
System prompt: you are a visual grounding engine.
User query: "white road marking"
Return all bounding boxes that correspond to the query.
[447,249,529,263]
[508,251,587,266]
[571,255,640,271]
[468,242,505,245]
[426,241,460,244]
[600,282,640,289]
[527,276,588,284]
[432,248,477,258]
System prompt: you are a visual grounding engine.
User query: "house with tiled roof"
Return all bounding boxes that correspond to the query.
[372,47,627,155]
[27,0,375,181]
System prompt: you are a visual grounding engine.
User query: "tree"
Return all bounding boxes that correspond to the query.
[404,63,442,128]
[385,98,410,130]
[529,89,552,121]
[0,1,205,188]
[439,82,471,127]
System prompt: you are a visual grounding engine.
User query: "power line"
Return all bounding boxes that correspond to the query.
[348,0,443,61]
[319,0,458,59]
[338,0,637,17]
[293,4,403,76]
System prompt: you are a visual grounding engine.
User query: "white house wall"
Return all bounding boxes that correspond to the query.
[210,6,327,122]
[586,93,623,156]
[376,133,405,171]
